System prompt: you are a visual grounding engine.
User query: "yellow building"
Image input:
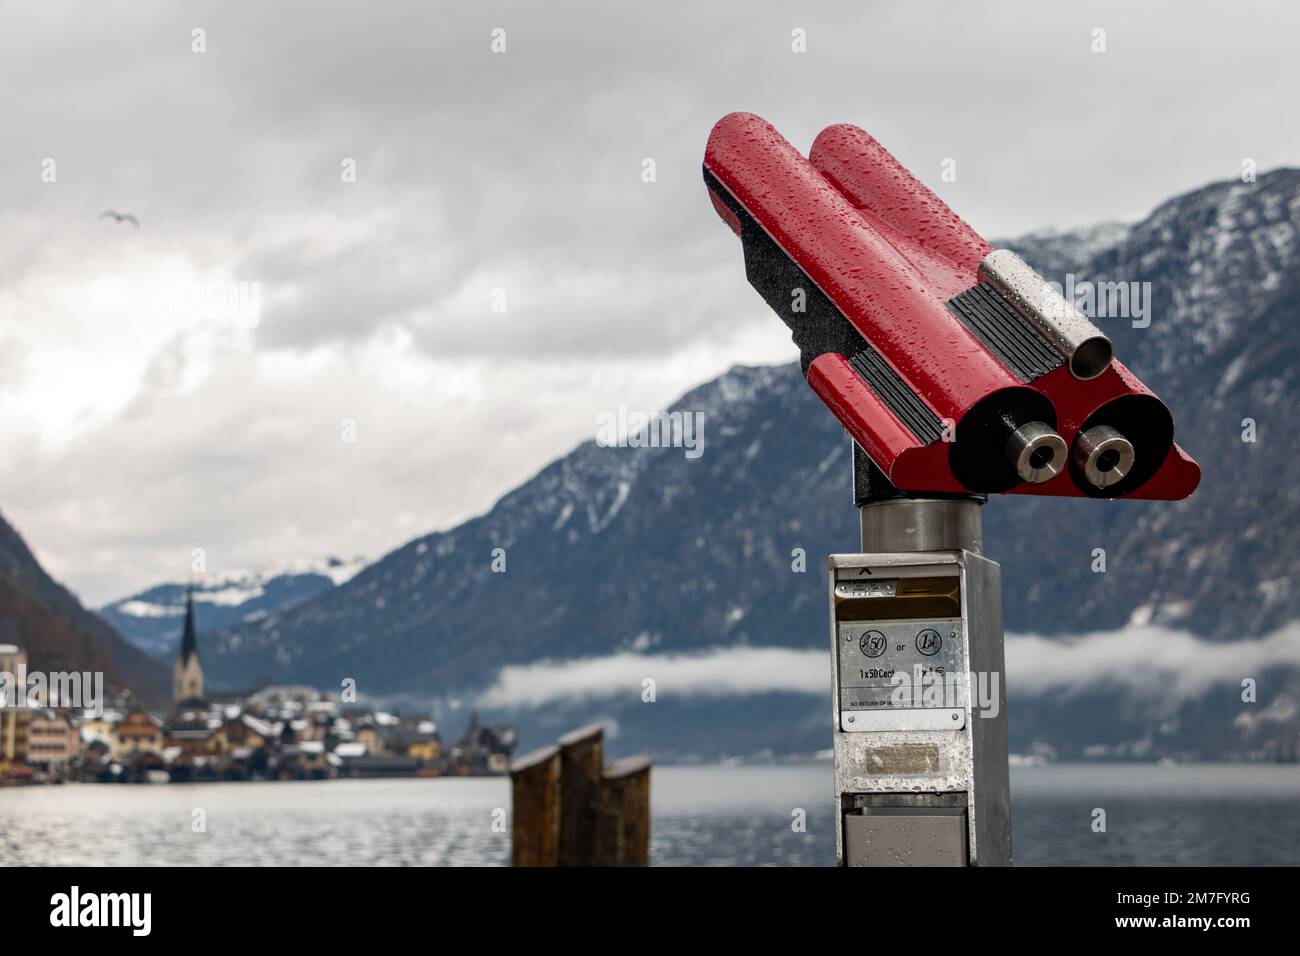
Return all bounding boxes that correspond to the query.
[0,644,30,774]
[400,720,442,762]
[354,726,386,755]
[79,712,120,742]
[206,715,270,755]
[112,710,165,758]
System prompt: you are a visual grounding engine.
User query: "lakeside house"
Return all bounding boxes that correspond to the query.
[25,709,80,776]
[1,643,30,777]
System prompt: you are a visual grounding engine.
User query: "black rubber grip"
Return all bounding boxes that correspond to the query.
[846,346,945,446]
[946,283,1063,382]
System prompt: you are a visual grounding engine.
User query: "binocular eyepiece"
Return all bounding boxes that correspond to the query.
[1003,421,1137,490]
[1004,422,1067,484]
[1072,425,1136,489]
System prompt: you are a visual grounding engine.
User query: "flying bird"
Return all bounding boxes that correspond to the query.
[99,210,139,228]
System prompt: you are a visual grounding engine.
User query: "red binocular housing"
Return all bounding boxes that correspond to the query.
[703,112,1199,500]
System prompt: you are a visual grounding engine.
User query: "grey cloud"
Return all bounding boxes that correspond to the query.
[1,0,1297,600]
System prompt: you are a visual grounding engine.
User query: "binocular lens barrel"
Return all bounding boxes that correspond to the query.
[1004,421,1068,484]
[978,250,1114,380]
[1072,425,1136,489]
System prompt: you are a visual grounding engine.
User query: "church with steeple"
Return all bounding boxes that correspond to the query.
[172,588,205,705]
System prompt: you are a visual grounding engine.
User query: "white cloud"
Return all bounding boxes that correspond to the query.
[479,647,831,708]
[1004,623,1300,699]
[476,623,1300,709]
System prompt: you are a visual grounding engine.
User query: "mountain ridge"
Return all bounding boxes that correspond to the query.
[0,509,167,701]
[100,555,367,657]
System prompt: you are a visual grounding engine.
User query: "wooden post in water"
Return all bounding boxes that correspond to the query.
[511,724,652,866]
[509,744,560,866]
[597,755,651,866]
[557,723,604,866]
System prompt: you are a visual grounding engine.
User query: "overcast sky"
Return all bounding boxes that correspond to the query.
[2,0,1297,605]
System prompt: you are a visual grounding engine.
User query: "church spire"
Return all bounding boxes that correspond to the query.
[179,585,199,665]
[172,583,205,706]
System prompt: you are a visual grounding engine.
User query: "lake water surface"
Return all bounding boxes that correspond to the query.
[2,763,1296,866]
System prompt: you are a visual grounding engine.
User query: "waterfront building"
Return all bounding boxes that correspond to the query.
[26,709,80,770]
[112,710,166,758]
[446,710,516,775]
[0,643,30,774]
[395,718,442,762]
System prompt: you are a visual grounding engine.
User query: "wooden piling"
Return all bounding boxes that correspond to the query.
[556,723,604,866]
[512,724,652,866]
[509,744,560,866]
[597,755,651,866]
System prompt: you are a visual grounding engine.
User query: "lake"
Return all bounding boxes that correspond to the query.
[1,763,1297,866]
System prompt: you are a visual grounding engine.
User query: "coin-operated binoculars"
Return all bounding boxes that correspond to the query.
[703,113,1199,866]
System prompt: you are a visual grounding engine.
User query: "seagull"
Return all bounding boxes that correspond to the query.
[99,210,139,228]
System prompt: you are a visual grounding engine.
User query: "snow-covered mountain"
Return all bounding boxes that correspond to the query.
[196,169,1300,759]
[100,556,366,657]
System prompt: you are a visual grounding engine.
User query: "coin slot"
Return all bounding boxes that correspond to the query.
[835,575,961,622]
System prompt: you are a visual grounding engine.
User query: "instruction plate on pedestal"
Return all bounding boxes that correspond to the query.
[837,619,966,732]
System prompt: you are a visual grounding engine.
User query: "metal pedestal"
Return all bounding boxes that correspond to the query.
[830,445,1012,866]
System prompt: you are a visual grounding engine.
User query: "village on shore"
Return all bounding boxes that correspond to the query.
[1,593,516,785]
